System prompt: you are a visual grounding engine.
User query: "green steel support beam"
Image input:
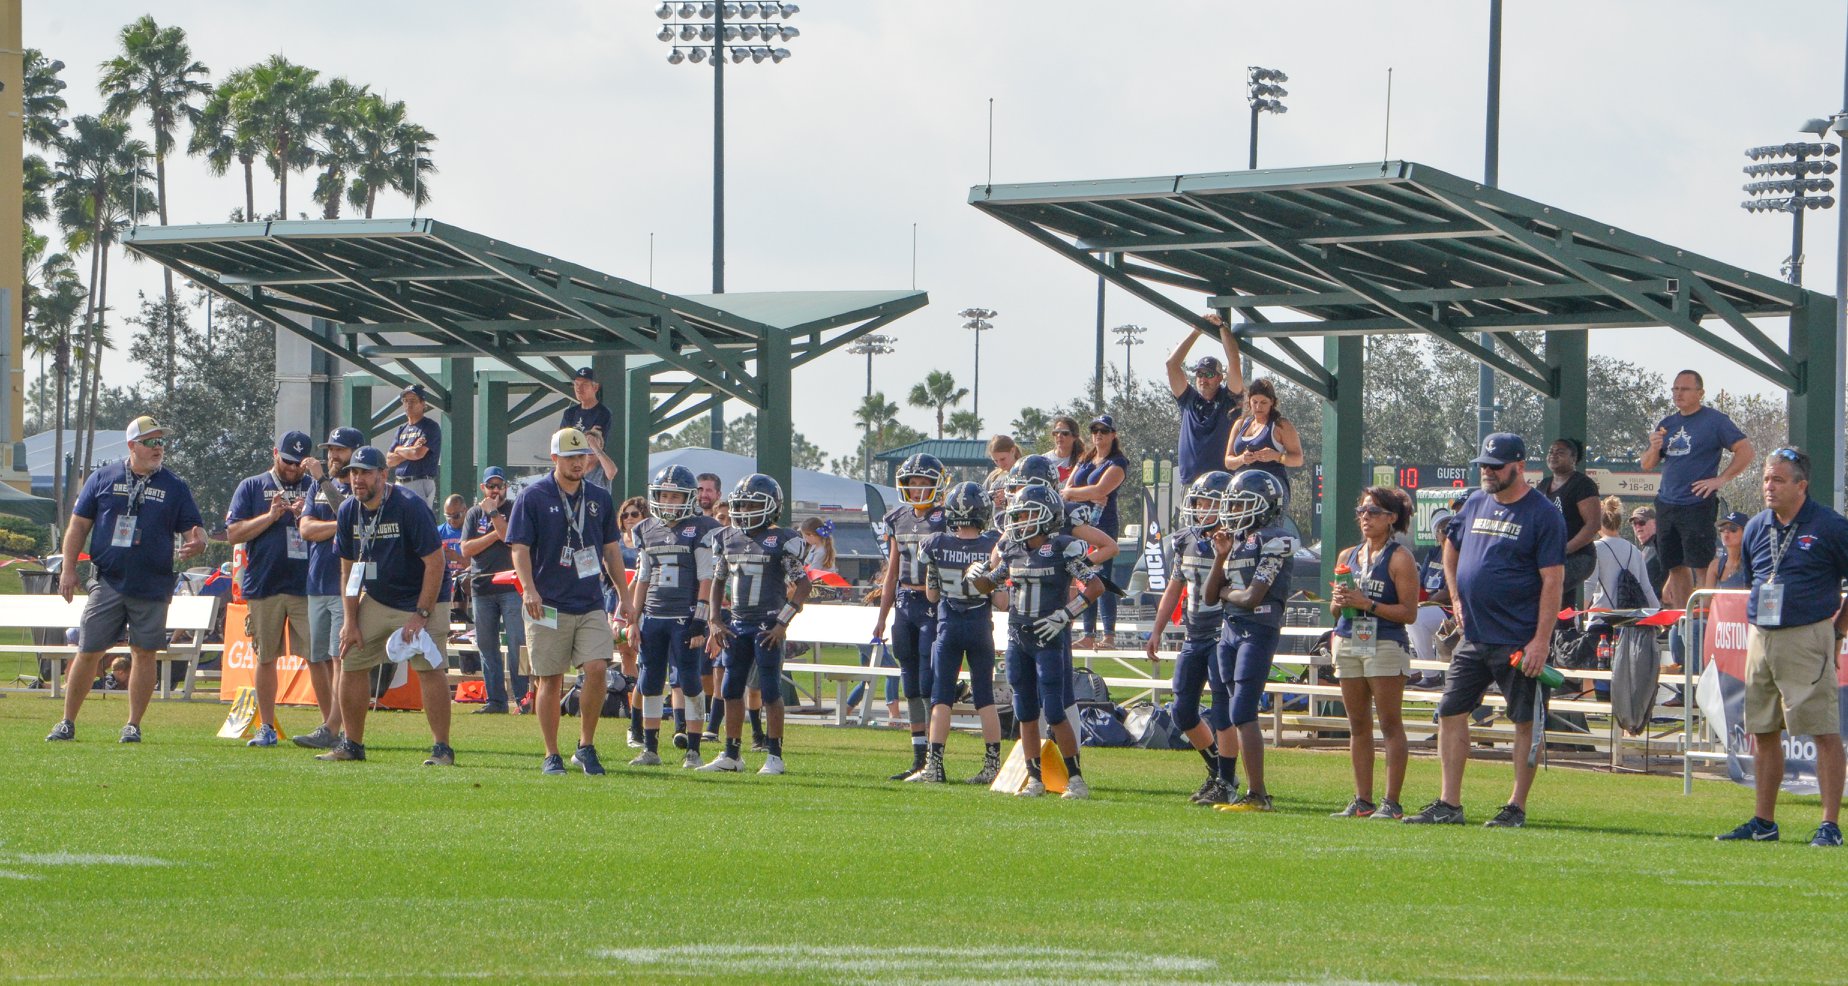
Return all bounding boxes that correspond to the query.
[1208,279,1675,311]
[510,398,572,434]
[440,358,476,507]
[592,353,622,489]
[655,395,719,436]
[344,376,372,448]
[1320,334,1364,600]
[625,362,654,503]
[755,329,794,511]
[475,375,510,473]
[1787,293,1838,509]
[1541,331,1588,452]
[506,387,552,425]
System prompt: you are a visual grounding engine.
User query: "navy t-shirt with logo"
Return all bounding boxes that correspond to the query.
[462,502,517,595]
[506,474,618,615]
[559,402,612,440]
[334,486,441,612]
[1446,488,1567,646]
[1740,497,1848,628]
[392,416,443,480]
[1175,384,1242,484]
[1654,406,1746,506]
[227,471,315,599]
[304,479,349,598]
[73,461,204,600]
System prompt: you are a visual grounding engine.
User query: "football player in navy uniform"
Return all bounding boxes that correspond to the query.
[630,465,722,768]
[1202,469,1293,812]
[908,481,1008,784]
[1144,470,1241,805]
[1003,455,1119,564]
[872,453,950,779]
[970,485,1104,799]
[701,474,812,775]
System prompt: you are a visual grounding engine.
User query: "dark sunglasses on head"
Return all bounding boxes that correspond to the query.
[1772,447,1802,463]
[138,438,167,449]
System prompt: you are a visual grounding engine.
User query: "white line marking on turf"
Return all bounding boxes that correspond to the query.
[591,944,1215,982]
[0,870,41,880]
[8,852,174,867]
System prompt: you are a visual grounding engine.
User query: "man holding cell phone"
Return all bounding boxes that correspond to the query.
[507,428,633,777]
[225,430,318,749]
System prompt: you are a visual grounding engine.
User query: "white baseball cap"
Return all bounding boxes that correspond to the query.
[551,428,593,457]
[125,416,172,442]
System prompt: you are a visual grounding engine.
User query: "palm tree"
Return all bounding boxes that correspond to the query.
[1011,407,1053,446]
[27,272,83,441]
[311,78,368,219]
[344,93,436,218]
[234,55,326,217]
[23,49,69,149]
[946,410,984,440]
[907,369,968,439]
[189,67,261,220]
[853,391,900,481]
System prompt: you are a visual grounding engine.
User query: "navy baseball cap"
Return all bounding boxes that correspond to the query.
[572,366,595,381]
[481,466,509,484]
[338,447,388,475]
[277,430,313,463]
[400,384,429,401]
[320,426,364,450]
[1089,414,1117,432]
[1191,355,1223,377]
[1470,432,1526,467]
[1718,511,1750,529]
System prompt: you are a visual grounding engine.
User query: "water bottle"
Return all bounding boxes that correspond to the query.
[1333,563,1357,619]
[1510,649,1566,689]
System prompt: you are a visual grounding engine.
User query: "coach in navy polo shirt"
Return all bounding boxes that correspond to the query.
[558,367,618,488]
[46,415,205,745]
[1165,313,1246,484]
[1404,432,1565,829]
[388,384,443,509]
[508,427,631,777]
[318,447,449,764]
[1717,447,1848,846]
[291,426,363,750]
[226,429,317,748]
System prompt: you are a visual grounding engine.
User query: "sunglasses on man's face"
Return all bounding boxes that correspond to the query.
[483,483,507,493]
[138,438,167,449]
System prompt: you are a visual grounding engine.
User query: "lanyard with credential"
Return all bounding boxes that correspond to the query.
[562,486,589,552]
[1765,518,1801,584]
[121,464,153,517]
[355,488,389,566]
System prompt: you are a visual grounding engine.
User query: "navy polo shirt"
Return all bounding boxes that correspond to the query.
[391,416,442,481]
[1654,406,1746,506]
[334,486,441,612]
[1175,384,1241,484]
[506,473,618,615]
[559,401,612,439]
[73,461,204,601]
[227,471,315,599]
[1740,497,1848,628]
[1447,487,1566,646]
[304,480,349,598]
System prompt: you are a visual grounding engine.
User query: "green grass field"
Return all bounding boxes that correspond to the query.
[4,696,1848,984]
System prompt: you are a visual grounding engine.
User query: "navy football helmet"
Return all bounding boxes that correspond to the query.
[1181,471,1234,531]
[1004,454,1060,497]
[896,453,950,507]
[1002,485,1064,542]
[647,464,700,522]
[942,480,992,530]
[726,473,782,531]
[1222,470,1285,536]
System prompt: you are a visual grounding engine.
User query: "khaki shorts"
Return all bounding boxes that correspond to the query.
[248,593,308,664]
[342,595,443,674]
[1333,636,1413,679]
[1744,620,1842,737]
[525,608,611,677]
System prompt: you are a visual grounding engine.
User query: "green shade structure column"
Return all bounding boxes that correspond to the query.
[755,329,794,508]
[475,375,510,475]
[439,358,476,505]
[1541,331,1588,451]
[343,377,371,450]
[592,353,624,495]
[625,361,654,502]
[1320,334,1364,595]
[1788,290,1840,508]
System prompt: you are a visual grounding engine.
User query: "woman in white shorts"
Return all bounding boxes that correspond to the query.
[1328,486,1421,821]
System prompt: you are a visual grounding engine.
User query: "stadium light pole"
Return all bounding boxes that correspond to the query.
[1742,136,1839,286]
[958,308,996,423]
[656,1,799,449]
[1246,67,1288,169]
[846,333,895,399]
[1111,323,1146,397]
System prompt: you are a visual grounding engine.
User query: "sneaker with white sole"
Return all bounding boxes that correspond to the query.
[1483,803,1526,828]
[1811,821,1842,847]
[246,724,279,747]
[1061,775,1091,800]
[681,750,703,769]
[315,739,366,762]
[540,754,567,775]
[626,734,643,749]
[1716,816,1779,841]
[1371,798,1406,821]
[118,723,142,744]
[1216,791,1274,813]
[629,749,662,767]
[570,744,606,776]
[697,753,744,772]
[1018,777,1046,798]
[1403,800,1466,825]
[292,725,338,750]
[45,719,75,742]
[905,760,945,783]
[423,743,456,767]
[758,754,786,775]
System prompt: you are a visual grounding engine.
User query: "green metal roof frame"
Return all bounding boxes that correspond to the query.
[970,160,1823,399]
[871,438,995,466]
[121,219,928,427]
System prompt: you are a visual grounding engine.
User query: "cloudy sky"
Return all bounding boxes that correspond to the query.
[30,0,1848,462]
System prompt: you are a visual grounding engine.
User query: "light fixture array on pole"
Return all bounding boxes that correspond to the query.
[655,1,800,450]
[958,308,996,424]
[1742,137,1839,285]
[1111,323,1146,395]
[1247,66,1288,169]
[846,333,895,481]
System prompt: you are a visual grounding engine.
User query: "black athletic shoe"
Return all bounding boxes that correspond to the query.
[423,743,456,767]
[471,704,508,715]
[1483,803,1526,828]
[673,730,689,750]
[889,760,925,781]
[1402,800,1465,825]
[1188,777,1218,804]
[46,719,74,742]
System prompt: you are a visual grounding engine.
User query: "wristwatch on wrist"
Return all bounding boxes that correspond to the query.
[416,608,431,619]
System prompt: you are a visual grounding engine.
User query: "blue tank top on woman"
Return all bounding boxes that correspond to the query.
[1231,416,1290,495]
[1333,540,1409,645]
